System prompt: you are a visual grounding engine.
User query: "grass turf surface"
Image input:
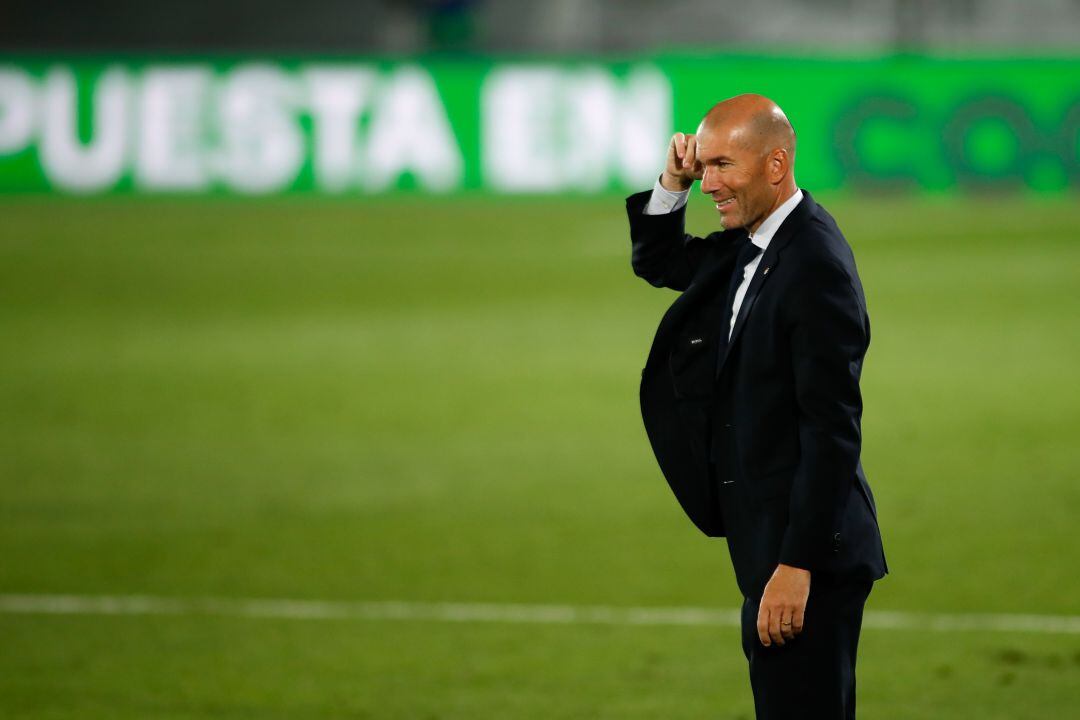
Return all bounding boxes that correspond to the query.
[1,194,1079,717]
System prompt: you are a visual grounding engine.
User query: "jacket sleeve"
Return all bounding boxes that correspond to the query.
[626,189,709,292]
[778,255,869,570]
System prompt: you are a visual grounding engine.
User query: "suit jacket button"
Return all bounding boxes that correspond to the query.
[832,532,842,553]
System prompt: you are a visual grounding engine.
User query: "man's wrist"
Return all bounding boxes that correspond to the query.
[644,174,690,215]
[660,171,693,192]
[778,562,811,576]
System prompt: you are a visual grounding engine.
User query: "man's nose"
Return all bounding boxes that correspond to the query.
[701,167,720,194]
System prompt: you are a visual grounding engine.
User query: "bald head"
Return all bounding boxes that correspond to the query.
[701,94,796,160]
[693,94,799,232]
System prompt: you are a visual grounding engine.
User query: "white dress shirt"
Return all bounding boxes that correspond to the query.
[643,176,804,340]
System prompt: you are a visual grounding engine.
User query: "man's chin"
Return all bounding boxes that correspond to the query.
[718,210,744,230]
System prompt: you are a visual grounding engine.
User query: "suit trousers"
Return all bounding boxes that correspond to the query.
[739,571,872,720]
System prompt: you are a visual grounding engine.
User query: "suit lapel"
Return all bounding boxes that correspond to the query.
[715,192,816,378]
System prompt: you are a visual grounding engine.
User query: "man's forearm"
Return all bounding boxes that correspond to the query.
[777,261,868,569]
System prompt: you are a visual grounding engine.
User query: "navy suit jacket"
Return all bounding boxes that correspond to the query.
[628,188,888,597]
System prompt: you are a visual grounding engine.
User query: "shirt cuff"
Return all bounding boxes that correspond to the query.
[643,175,690,215]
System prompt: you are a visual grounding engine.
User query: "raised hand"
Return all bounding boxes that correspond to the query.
[661,131,704,192]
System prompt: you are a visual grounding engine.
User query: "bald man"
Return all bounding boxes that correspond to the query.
[627,95,888,718]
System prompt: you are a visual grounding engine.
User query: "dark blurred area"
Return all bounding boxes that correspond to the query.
[2,0,1079,54]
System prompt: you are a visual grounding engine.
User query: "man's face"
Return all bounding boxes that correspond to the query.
[695,122,773,232]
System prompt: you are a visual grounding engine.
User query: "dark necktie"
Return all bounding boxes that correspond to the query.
[716,237,761,368]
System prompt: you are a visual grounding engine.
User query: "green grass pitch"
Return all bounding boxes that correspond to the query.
[1,193,1078,718]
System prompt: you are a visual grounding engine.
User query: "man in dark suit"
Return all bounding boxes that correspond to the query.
[627,94,888,719]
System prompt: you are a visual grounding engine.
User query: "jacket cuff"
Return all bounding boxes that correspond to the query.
[778,529,838,571]
[625,189,654,215]
[625,190,688,227]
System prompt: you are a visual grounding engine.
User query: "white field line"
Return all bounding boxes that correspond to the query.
[1,593,1079,635]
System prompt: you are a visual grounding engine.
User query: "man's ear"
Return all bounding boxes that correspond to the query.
[767,148,788,184]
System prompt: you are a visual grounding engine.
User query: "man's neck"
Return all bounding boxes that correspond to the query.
[748,183,799,236]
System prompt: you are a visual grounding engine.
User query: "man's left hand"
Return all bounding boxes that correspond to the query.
[756,563,811,647]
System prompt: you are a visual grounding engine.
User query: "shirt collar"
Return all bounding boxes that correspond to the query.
[747,188,804,251]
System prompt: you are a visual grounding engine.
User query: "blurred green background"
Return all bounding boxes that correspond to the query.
[3,1,1080,717]
[2,192,1078,718]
